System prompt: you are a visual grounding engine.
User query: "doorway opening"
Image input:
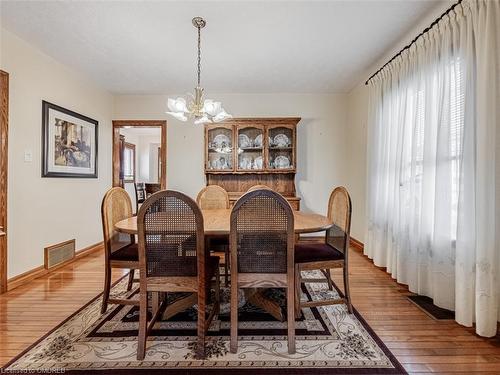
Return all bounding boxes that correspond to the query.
[112,120,167,214]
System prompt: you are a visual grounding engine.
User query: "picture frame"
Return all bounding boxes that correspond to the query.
[42,101,98,178]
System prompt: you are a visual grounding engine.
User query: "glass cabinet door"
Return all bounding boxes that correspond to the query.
[206,126,234,171]
[267,126,294,170]
[237,126,264,171]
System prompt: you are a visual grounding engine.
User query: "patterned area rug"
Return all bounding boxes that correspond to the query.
[3,271,406,374]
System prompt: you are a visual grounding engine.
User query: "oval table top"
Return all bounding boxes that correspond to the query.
[115,209,333,235]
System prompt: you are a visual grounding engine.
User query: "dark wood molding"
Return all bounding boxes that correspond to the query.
[112,120,167,189]
[7,242,103,292]
[0,70,8,294]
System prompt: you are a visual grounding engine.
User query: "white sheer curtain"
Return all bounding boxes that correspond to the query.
[365,0,499,337]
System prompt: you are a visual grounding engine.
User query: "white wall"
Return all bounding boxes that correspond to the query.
[113,93,349,217]
[137,135,160,183]
[1,28,113,278]
[345,0,455,242]
[149,142,160,183]
[345,85,368,241]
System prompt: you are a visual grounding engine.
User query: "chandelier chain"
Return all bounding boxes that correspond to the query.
[197,25,201,87]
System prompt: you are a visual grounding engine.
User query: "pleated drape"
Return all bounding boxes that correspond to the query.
[366,0,499,337]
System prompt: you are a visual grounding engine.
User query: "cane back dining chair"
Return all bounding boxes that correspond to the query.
[145,182,161,197]
[136,190,220,360]
[134,182,146,214]
[197,185,230,285]
[294,186,353,316]
[247,184,273,192]
[197,185,230,210]
[101,187,139,314]
[230,189,295,354]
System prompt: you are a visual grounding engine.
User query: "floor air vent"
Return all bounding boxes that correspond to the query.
[44,239,75,269]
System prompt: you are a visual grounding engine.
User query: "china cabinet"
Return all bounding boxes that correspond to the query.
[204,118,301,209]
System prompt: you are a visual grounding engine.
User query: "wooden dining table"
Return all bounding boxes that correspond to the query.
[115,209,333,236]
[115,208,333,321]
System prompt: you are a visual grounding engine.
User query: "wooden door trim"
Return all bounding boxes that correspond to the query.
[112,120,167,189]
[0,70,8,294]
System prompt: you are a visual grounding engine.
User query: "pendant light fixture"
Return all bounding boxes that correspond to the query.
[166,17,231,124]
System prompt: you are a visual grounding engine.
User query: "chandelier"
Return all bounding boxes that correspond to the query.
[166,17,231,124]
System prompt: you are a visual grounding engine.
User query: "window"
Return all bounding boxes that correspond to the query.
[398,58,464,240]
[123,142,135,182]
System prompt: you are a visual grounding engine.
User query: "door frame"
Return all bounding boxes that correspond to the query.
[112,120,167,189]
[0,70,9,294]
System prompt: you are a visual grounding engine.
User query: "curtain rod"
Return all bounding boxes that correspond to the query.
[364,0,462,85]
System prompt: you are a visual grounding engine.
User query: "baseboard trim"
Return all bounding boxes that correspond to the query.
[6,265,46,292]
[7,242,103,292]
[350,237,364,251]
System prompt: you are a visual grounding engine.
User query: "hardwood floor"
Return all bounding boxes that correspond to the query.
[1,247,499,374]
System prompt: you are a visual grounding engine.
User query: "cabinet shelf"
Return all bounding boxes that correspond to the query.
[208,148,233,153]
[239,147,263,151]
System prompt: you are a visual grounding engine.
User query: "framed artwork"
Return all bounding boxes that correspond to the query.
[42,101,98,178]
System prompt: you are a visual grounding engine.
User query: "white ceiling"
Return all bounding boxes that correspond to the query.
[1,1,446,94]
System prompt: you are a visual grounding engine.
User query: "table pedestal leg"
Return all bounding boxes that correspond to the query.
[244,288,284,322]
[162,293,197,320]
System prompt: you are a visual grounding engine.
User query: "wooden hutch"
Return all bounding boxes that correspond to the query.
[204,118,301,210]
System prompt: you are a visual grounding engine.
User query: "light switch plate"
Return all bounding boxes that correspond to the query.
[24,150,33,162]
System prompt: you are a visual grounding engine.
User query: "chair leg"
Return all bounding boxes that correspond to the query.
[197,291,206,359]
[343,265,353,314]
[137,291,148,360]
[215,267,221,316]
[230,280,238,353]
[321,269,333,291]
[127,269,135,291]
[101,264,112,314]
[224,245,230,286]
[294,265,302,319]
[287,285,296,354]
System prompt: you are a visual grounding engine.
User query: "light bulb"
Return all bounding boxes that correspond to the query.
[167,97,187,113]
[213,109,232,122]
[194,115,210,125]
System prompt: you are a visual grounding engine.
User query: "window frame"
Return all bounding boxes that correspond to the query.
[123,142,136,183]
